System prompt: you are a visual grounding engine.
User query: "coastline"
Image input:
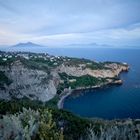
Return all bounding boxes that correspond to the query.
[57,89,73,109]
[57,80,126,109]
[58,84,108,109]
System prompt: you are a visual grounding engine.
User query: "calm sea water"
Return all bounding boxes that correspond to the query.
[45,47,140,120]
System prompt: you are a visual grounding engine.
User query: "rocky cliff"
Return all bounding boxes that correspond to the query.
[58,62,129,78]
[0,60,57,102]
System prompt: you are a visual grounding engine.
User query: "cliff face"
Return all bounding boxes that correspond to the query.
[0,60,57,102]
[58,63,129,78]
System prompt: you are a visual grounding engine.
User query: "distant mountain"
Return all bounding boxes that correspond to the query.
[0,45,9,48]
[65,43,114,48]
[66,43,140,49]
[12,42,45,48]
[3,42,48,53]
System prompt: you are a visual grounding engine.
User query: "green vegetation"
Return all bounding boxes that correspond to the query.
[103,61,128,67]
[45,95,60,108]
[58,73,107,90]
[0,57,17,66]
[21,57,64,73]
[0,99,90,140]
[103,61,121,65]
[69,75,106,89]
[0,107,63,140]
[0,71,12,89]
[59,72,76,80]
[86,62,110,70]
[20,58,50,73]
[64,57,91,66]
[57,83,68,94]
[38,108,64,140]
[30,58,56,67]
[0,98,44,114]
[64,57,109,70]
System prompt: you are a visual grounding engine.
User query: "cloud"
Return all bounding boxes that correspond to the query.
[19,23,140,46]
[0,0,140,46]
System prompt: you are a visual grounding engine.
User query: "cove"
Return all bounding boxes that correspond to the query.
[60,48,140,119]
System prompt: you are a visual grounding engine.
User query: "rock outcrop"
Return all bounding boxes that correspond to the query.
[58,63,129,78]
[0,60,57,102]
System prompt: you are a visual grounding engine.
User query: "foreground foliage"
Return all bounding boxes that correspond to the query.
[0,108,63,140]
[57,73,107,94]
[0,99,90,140]
[0,99,140,140]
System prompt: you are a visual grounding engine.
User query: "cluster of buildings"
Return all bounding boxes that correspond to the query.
[0,51,71,65]
[0,53,13,61]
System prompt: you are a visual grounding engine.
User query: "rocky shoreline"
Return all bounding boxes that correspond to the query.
[57,89,73,109]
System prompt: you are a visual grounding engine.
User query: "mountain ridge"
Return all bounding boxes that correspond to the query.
[12,42,46,48]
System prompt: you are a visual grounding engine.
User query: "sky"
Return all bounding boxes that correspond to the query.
[0,0,140,47]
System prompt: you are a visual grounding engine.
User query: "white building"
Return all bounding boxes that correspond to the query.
[2,58,7,61]
[8,55,12,58]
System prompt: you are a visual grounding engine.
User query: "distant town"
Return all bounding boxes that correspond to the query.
[0,51,72,67]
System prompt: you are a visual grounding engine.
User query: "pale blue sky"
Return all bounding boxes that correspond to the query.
[0,0,140,46]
